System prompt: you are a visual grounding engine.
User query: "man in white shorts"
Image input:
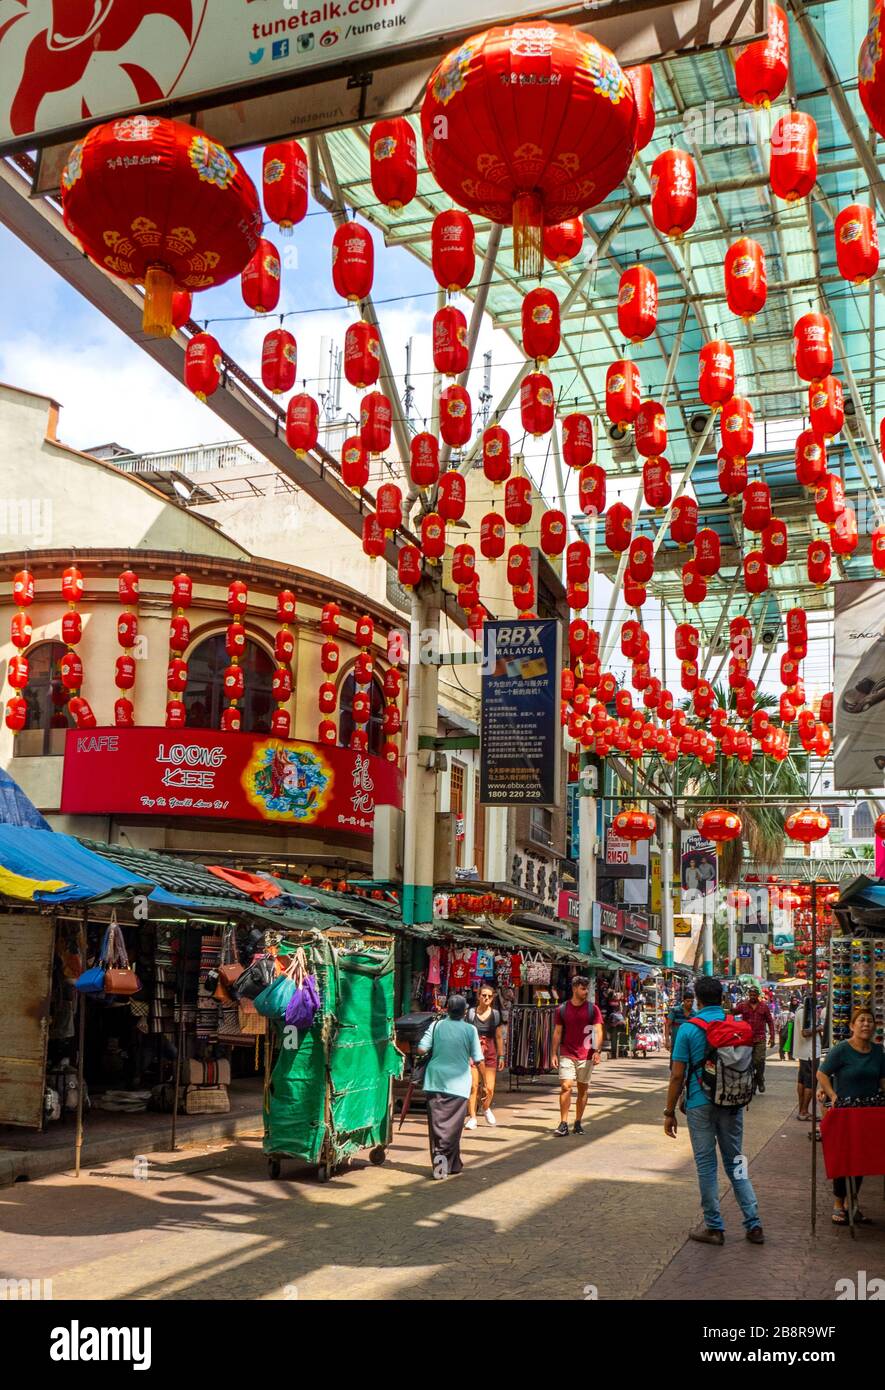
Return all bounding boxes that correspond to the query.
[551,976,604,1136]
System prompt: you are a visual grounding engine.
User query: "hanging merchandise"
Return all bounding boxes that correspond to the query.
[433,305,468,377]
[699,339,736,407]
[724,237,767,320]
[286,392,319,457]
[834,204,880,284]
[431,210,475,292]
[241,237,281,314]
[521,371,555,436]
[522,287,560,362]
[606,359,641,426]
[734,4,790,107]
[770,111,818,202]
[262,140,308,233]
[482,424,511,484]
[617,265,658,342]
[421,23,637,276]
[344,321,381,390]
[332,220,374,302]
[440,385,472,448]
[410,432,440,490]
[369,117,417,211]
[543,218,583,267]
[628,65,656,149]
[261,328,297,395]
[794,312,833,382]
[808,376,845,440]
[360,391,392,454]
[562,412,594,468]
[650,148,697,237]
[60,117,261,337]
[185,333,222,401]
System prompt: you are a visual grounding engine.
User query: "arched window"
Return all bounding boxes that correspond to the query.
[338,672,385,756]
[184,634,275,733]
[15,641,71,754]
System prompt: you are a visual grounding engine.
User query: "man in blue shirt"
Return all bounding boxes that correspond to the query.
[663,976,764,1246]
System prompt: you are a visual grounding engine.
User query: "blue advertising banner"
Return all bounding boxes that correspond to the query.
[479,619,561,806]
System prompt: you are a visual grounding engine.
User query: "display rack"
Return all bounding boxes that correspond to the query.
[507,1003,557,1090]
[829,935,885,1045]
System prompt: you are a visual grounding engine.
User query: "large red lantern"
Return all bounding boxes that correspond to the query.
[540,510,567,557]
[734,4,789,107]
[566,541,591,587]
[482,425,511,485]
[185,333,222,401]
[440,385,473,448]
[12,570,34,607]
[675,623,699,662]
[809,377,844,441]
[480,513,506,561]
[807,539,831,587]
[286,394,319,458]
[770,112,818,202]
[794,312,833,382]
[360,391,392,454]
[241,237,280,314]
[169,613,190,654]
[262,141,308,233]
[606,359,641,427]
[505,475,533,530]
[61,117,261,337]
[605,501,632,554]
[650,148,697,237]
[543,219,583,267]
[578,464,606,517]
[332,221,373,302]
[742,479,771,532]
[341,436,369,492]
[699,340,735,408]
[421,512,446,562]
[643,458,671,511]
[697,807,742,844]
[376,482,403,534]
[628,66,656,149]
[743,551,769,595]
[785,808,830,855]
[369,117,417,211]
[761,517,788,567]
[453,543,477,587]
[834,204,880,285]
[431,211,475,292]
[832,506,859,556]
[682,561,707,605]
[695,528,721,578]
[627,535,654,586]
[172,573,192,609]
[718,451,748,496]
[795,429,827,488]
[117,612,138,649]
[521,372,555,437]
[635,400,667,459]
[612,807,655,853]
[438,470,467,522]
[275,628,295,665]
[344,321,381,390]
[433,306,468,377]
[261,328,297,395]
[62,611,82,646]
[815,472,846,525]
[720,396,754,460]
[410,433,440,490]
[670,496,698,548]
[562,413,594,469]
[397,544,423,590]
[617,265,658,343]
[859,5,885,138]
[421,23,637,276]
[362,514,386,560]
[724,237,767,320]
[522,287,560,362]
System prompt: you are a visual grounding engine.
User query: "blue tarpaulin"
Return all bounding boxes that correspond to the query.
[0,826,152,902]
[0,768,51,830]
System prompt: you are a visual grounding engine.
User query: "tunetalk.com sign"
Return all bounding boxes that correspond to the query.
[61,727,402,834]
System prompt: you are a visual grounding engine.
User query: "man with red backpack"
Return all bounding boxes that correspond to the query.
[663,975,765,1246]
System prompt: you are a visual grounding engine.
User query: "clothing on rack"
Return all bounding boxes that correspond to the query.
[508,1004,556,1075]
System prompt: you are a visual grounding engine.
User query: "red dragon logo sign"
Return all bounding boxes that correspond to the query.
[0,1,207,139]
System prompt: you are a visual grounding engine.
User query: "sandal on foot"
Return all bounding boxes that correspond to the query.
[832,1210,848,1225]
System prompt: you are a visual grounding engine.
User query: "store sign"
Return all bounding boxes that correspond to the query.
[0,2,765,152]
[60,727,401,834]
[673,914,693,938]
[737,943,753,959]
[605,829,648,906]
[768,951,786,978]
[510,848,559,912]
[557,889,579,924]
[480,619,561,806]
[620,911,649,944]
[593,901,622,939]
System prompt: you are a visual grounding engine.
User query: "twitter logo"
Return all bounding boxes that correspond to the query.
[249,47,265,64]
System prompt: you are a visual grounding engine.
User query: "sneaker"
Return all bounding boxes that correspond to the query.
[689,1227,724,1246]
[757,1080,766,1093]
[554,1121,569,1137]
[573,1122,585,1135]
[483,1108,496,1126]
[746,1226,765,1244]
[465,1116,477,1130]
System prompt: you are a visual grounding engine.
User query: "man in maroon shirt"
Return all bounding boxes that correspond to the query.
[735,986,775,1092]
[551,976,604,1136]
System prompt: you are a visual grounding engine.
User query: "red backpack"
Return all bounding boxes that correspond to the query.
[686,1015,756,1108]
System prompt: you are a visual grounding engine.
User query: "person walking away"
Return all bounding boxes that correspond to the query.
[608,996,627,1059]
[817,1006,885,1225]
[465,986,505,1129]
[416,994,483,1179]
[551,976,603,1136]
[665,989,694,1059]
[735,985,775,1092]
[794,989,824,1121]
[663,975,764,1246]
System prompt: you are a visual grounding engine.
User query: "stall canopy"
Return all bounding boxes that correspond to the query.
[0,769,51,831]
[0,826,153,903]
[602,947,657,978]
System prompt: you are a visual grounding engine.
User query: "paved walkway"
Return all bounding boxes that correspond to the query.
[0,1056,881,1300]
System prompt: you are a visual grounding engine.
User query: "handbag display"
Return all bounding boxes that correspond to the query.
[216,925,243,999]
[231,954,277,1000]
[284,949,321,1031]
[103,918,141,996]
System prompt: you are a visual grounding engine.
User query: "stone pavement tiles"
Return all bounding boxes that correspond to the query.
[0,1056,873,1301]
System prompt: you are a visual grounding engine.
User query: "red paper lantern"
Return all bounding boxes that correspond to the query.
[225,622,246,659]
[628,65,656,149]
[118,570,138,605]
[831,506,859,556]
[481,425,511,485]
[339,436,368,494]
[115,655,135,691]
[480,513,506,561]
[440,385,473,448]
[617,265,658,343]
[522,287,560,362]
[613,807,656,853]
[650,148,697,237]
[321,641,340,675]
[734,4,789,107]
[172,573,192,609]
[62,565,84,604]
[438,470,467,523]
[277,590,296,623]
[344,321,381,390]
[635,400,667,460]
[627,535,654,586]
[69,697,96,730]
[794,312,833,382]
[505,475,533,530]
[728,657,749,691]
[376,482,403,535]
[724,237,767,320]
[682,561,707,605]
[695,527,721,578]
[543,219,583,267]
[452,542,477,587]
[171,291,191,329]
[815,472,846,525]
[624,575,647,611]
[807,539,831,587]
[241,237,280,314]
[421,24,637,276]
[820,691,834,725]
[114,697,134,729]
[643,458,671,511]
[318,682,337,715]
[271,666,293,704]
[164,699,186,729]
[808,376,844,441]
[506,544,532,588]
[362,514,386,560]
[606,359,641,427]
[167,657,188,693]
[761,517,788,567]
[227,580,247,616]
[383,705,402,735]
[286,393,319,457]
[720,396,754,460]
[718,451,748,497]
[560,415,593,472]
[787,608,808,657]
[675,622,699,662]
[859,5,885,138]
[697,807,742,843]
[398,544,423,590]
[566,540,591,587]
[332,221,373,302]
[271,709,291,738]
[795,428,827,488]
[578,464,606,517]
[117,612,138,649]
[521,372,555,437]
[12,569,34,607]
[431,210,475,292]
[275,629,295,665]
[262,141,308,233]
[369,117,417,211]
[421,512,446,562]
[5,695,27,732]
[743,550,769,594]
[540,510,567,557]
[670,496,698,548]
[785,808,830,851]
[10,612,32,651]
[360,391,392,454]
[223,664,245,701]
[770,111,818,202]
[410,433,440,490]
[62,611,82,646]
[699,339,736,408]
[433,306,468,377]
[7,655,28,691]
[605,501,632,554]
[834,203,880,285]
[221,706,242,733]
[61,117,261,337]
[742,479,771,532]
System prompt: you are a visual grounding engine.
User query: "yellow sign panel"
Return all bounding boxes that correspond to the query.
[673,914,693,938]
[650,853,662,915]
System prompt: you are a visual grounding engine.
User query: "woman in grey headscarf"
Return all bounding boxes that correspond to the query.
[416,994,483,1179]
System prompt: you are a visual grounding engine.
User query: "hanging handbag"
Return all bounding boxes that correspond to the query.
[254,954,301,1020]
[231,954,276,1000]
[103,917,141,996]
[410,1018,440,1090]
[218,925,244,992]
[284,949,321,1031]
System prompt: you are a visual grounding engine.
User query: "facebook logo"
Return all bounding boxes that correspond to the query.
[272,38,290,60]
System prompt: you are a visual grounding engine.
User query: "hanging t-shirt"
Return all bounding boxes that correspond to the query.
[494,954,513,987]
[510,954,523,987]
[448,949,473,988]
[426,945,441,986]
[475,950,495,979]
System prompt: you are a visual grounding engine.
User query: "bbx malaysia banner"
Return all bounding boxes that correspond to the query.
[480,619,560,806]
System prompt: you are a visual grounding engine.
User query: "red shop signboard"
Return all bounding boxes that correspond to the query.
[60,728,402,836]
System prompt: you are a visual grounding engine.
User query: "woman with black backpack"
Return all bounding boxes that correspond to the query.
[465,986,505,1129]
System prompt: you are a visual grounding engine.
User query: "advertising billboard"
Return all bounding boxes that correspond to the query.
[60,726,402,834]
[834,578,885,791]
[480,618,561,806]
[680,828,718,912]
[605,828,648,906]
